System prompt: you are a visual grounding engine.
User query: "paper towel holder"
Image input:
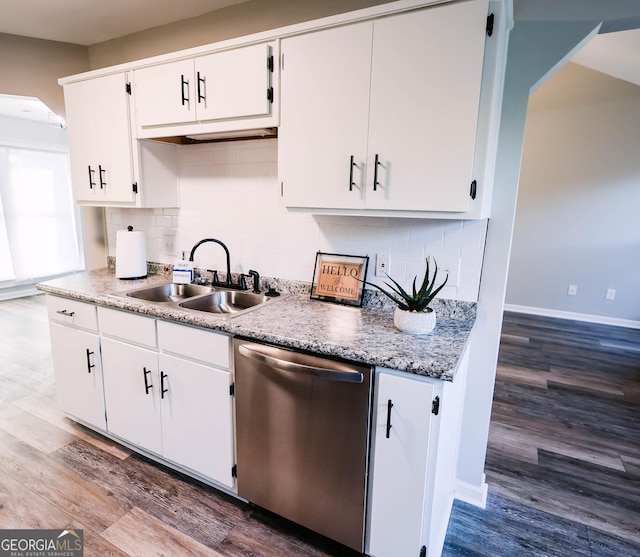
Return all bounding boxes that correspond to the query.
[116,225,148,280]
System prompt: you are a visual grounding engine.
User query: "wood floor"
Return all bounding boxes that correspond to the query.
[1,296,639,556]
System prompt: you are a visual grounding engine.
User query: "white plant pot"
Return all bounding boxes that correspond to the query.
[393,307,436,334]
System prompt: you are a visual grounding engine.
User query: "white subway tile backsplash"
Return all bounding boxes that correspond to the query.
[105,139,486,301]
[459,265,482,286]
[456,283,481,302]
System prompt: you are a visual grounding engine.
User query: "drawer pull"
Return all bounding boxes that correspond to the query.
[197,71,206,103]
[56,309,75,317]
[385,399,393,438]
[86,349,95,374]
[373,154,382,192]
[349,155,356,192]
[143,367,153,394]
[160,372,168,399]
[98,165,106,189]
[180,74,189,105]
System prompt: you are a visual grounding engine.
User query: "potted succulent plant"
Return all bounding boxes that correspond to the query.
[366,257,448,334]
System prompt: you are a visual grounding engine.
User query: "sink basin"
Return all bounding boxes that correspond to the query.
[125,283,212,303]
[179,290,270,315]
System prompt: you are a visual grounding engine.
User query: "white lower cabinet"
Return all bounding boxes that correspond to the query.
[96,308,235,489]
[49,322,106,430]
[159,353,234,488]
[46,296,106,430]
[367,360,468,557]
[101,337,162,454]
[46,301,235,491]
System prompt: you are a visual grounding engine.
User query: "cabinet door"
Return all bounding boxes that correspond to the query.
[367,372,437,557]
[134,59,196,127]
[64,73,135,204]
[94,73,136,203]
[49,323,106,430]
[101,337,161,454]
[159,354,235,487]
[279,22,372,209]
[365,1,488,212]
[196,43,272,121]
[64,79,100,202]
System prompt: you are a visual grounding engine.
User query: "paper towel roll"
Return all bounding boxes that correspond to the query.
[116,227,147,279]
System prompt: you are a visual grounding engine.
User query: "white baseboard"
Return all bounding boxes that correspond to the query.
[0,286,42,302]
[454,476,488,508]
[504,304,640,330]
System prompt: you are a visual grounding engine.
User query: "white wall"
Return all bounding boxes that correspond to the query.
[506,62,640,324]
[105,139,487,299]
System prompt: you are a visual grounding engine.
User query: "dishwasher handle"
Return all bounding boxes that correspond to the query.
[238,343,364,384]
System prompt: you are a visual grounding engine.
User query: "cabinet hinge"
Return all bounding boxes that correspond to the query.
[267,87,274,103]
[420,546,427,557]
[231,464,237,478]
[267,55,274,72]
[132,182,138,194]
[229,383,235,396]
[431,396,440,416]
[470,179,477,200]
[486,13,495,37]
[126,82,132,95]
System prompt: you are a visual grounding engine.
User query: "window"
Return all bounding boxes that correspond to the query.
[0,145,83,285]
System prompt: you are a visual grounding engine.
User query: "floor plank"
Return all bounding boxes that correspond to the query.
[13,392,132,460]
[102,507,225,557]
[0,403,76,454]
[0,468,74,530]
[0,429,131,532]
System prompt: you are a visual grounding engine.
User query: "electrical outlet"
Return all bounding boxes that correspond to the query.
[568,284,577,296]
[606,288,616,300]
[376,253,389,277]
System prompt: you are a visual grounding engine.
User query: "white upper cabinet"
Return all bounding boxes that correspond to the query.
[133,42,277,136]
[64,73,137,205]
[280,0,490,214]
[63,72,179,208]
[279,23,373,210]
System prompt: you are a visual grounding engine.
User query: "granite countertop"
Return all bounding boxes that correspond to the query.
[37,268,476,381]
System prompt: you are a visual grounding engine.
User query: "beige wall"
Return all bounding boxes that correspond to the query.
[0,33,88,118]
[88,0,391,68]
[506,62,640,322]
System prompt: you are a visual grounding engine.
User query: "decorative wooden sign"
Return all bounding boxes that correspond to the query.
[310,252,369,307]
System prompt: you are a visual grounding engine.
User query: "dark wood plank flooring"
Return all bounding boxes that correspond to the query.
[444,312,640,557]
[0,297,639,556]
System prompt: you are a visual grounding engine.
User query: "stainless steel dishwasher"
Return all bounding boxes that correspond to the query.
[234,339,373,552]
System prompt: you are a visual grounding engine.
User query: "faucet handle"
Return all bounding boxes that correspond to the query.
[239,274,248,290]
[248,269,261,293]
[207,269,220,285]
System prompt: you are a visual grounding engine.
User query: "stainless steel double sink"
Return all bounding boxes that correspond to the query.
[118,282,283,318]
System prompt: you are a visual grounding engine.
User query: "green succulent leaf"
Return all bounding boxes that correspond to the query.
[362,257,448,312]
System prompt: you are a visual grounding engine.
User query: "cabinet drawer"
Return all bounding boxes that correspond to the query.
[98,307,157,348]
[46,295,97,331]
[157,320,231,369]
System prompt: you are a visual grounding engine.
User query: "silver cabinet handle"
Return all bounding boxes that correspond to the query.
[56,309,75,317]
[238,343,363,383]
